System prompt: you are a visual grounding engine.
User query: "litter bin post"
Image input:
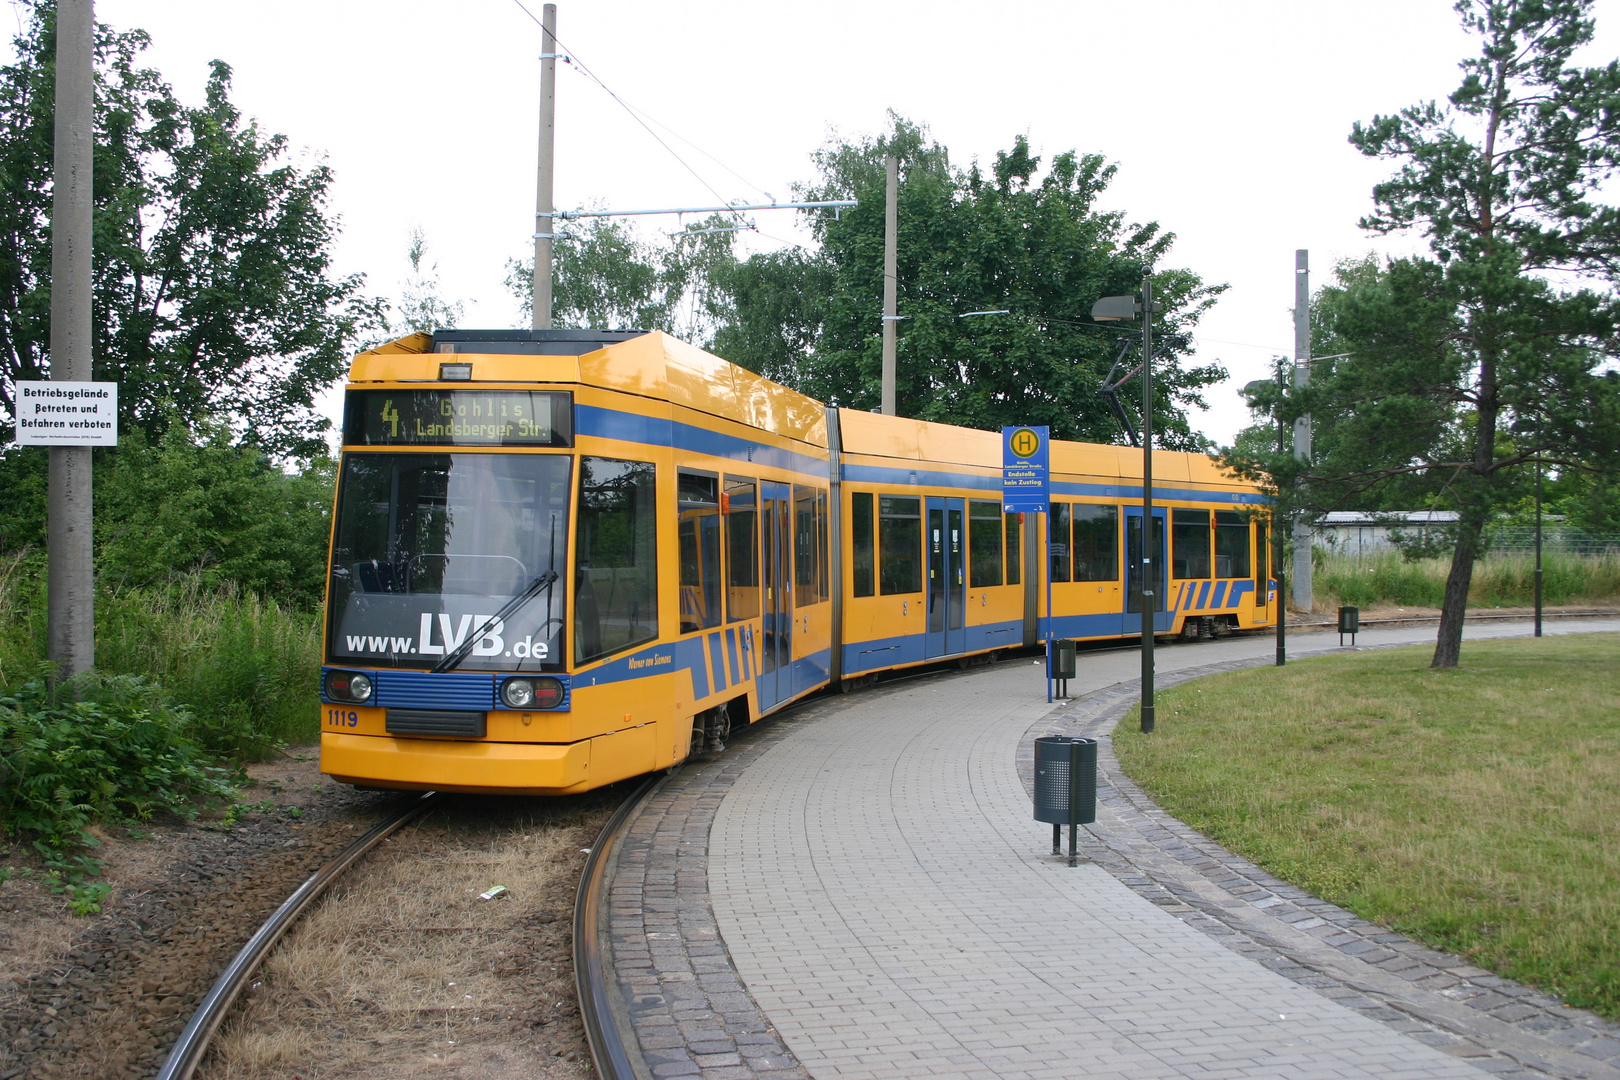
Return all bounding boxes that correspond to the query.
[1338,605,1360,647]
[1048,639,1077,699]
[1033,735,1097,866]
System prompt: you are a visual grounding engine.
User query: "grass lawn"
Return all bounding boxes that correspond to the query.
[1113,632,1620,1019]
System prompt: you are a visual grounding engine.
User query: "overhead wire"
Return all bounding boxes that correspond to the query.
[507,0,762,228]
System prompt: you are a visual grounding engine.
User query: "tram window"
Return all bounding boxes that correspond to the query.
[678,471,722,632]
[794,485,821,608]
[1172,508,1212,579]
[818,488,830,602]
[878,495,922,595]
[575,457,659,664]
[1049,503,1071,583]
[851,492,875,597]
[969,500,1003,587]
[1005,512,1021,585]
[1073,505,1119,582]
[1215,510,1251,578]
[725,476,760,622]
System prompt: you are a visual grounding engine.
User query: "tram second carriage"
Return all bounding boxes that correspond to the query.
[319,329,1273,796]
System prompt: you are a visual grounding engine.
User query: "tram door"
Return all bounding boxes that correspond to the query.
[1123,507,1167,636]
[925,497,966,658]
[758,481,794,710]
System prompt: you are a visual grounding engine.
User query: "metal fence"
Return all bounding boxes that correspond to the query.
[1485,527,1620,557]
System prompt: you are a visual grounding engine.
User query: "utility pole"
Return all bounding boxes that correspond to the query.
[880,156,898,416]
[1139,267,1155,734]
[1292,249,1313,613]
[531,3,558,330]
[48,0,95,679]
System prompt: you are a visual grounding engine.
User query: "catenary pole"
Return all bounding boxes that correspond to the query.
[880,156,898,416]
[1139,268,1155,734]
[1275,359,1287,666]
[47,0,95,681]
[531,3,558,330]
[1292,249,1313,613]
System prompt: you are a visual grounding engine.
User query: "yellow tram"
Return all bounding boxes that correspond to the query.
[319,329,1273,795]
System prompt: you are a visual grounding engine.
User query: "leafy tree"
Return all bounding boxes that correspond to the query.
[505,215,739,343]
[0,432,334,607]
[0,2,381,457]
[386,227,464,336]
[771,116,1227,448]
[1230,0,1620,668]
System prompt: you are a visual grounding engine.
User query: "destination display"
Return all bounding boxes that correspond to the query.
[343,390,573,447]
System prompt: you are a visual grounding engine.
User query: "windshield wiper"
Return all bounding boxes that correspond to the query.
[431,568,558,674]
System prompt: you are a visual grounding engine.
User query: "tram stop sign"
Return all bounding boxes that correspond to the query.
[1002,425,1050,513]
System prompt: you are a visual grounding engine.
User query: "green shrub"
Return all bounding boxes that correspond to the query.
[0,560,323,758]
[0,672,239,851]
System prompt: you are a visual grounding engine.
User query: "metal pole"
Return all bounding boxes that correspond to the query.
[1140,269,1155,734]
[1275,363,1287,666]
[1534,452,1543,637]
[530,3,558,330]
[1292,249,1313,613]
[881,156,898,416]
[1045,511,1054,704]
[47,0,95,681]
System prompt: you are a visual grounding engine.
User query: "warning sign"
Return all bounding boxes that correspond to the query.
[13,381,119,446]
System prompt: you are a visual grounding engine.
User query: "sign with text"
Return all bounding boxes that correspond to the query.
[1002,425,1050,513]
[14,381,118,446]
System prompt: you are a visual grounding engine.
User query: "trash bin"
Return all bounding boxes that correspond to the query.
[1048,639,1077,680]
[1338,605,1359,646]
[1047,638,1077,698]
[1033,735,1096,865]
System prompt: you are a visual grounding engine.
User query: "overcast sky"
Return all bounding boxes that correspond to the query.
[27,0,1620,445]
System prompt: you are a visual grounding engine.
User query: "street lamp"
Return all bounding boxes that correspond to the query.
[1092,269,1160,733]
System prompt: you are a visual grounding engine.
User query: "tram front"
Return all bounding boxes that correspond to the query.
[318,329,655,795]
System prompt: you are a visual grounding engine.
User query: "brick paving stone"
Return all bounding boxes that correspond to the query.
[595,618,1620,1079]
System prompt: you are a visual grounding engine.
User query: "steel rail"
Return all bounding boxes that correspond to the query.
[575,772,667,1080]
[155,791,440,1080]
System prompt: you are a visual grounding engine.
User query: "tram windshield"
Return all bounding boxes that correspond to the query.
[327,452,571,671]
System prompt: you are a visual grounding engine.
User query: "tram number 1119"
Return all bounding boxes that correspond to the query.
[327,708,359,728]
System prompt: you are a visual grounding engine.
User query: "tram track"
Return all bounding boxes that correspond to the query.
[155,793,440,1080]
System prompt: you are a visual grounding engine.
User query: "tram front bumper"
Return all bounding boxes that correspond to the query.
[320,731,595,795]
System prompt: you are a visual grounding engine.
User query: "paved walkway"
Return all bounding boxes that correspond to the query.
[602,620,1620,1080]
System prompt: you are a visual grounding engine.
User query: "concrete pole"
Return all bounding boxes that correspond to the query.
[880,156,898,416]
[48,0,95,679]
[1291,249,1313,613]
[530,3,558,331]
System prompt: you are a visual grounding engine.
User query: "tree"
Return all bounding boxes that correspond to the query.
[386,227,464,336]
[1231,0,1620,668]
[505,214,739,343]
[0,3,381,457]
[778,116,1227,447]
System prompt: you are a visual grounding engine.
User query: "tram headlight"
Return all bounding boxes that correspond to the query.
[502,676,565,709]
[325,670,373,703]
[501,678,535,708]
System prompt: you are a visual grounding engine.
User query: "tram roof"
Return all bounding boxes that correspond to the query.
[351,329,829,447]
[351,330,1250,492]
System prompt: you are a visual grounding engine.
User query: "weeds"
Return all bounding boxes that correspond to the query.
[1316,551,1620,608]
[0,555,323,756]
[0,673,240,853]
